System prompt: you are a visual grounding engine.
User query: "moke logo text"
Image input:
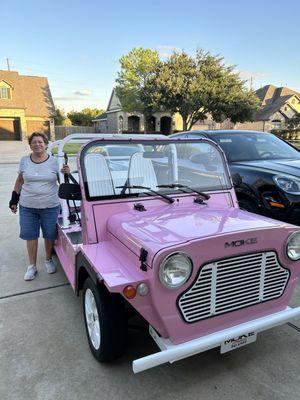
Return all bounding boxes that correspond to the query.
[224,332,255,345]
[225,237,257,248]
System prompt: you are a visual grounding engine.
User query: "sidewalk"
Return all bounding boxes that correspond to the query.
[0,141,30,164]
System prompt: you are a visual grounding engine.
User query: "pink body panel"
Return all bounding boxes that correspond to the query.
[106,198,284,260]
[92,191,236,245]
[57,194,299,344]
[146,227,300,343]
[103,200,299,343]
[54,138,300,346]
[55,225,81,288]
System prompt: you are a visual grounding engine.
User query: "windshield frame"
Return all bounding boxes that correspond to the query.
[80,138,233,202]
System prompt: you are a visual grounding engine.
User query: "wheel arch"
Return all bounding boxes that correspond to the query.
[75,251,103,296]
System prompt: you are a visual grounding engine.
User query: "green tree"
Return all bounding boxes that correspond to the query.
[67,108,105,126]
[54,108,68,125]
[152,50,260,130]
[115,47,161,118]
[287,112,300,130]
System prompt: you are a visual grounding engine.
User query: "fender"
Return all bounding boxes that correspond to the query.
[75,251,103,296]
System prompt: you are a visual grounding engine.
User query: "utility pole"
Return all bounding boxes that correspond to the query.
[250,76,253,90]
[6,58,10,71]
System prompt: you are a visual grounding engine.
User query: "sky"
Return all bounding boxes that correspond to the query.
[1,0,299,113]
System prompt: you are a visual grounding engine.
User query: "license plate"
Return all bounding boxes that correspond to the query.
[220,332,257,354]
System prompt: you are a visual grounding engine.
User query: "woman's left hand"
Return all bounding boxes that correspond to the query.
[61,164,70,175]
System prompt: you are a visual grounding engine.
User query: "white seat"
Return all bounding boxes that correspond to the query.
[127,152,158,193]
[84,153,115,197]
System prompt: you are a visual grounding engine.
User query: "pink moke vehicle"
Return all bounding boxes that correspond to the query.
[52,133,300,373]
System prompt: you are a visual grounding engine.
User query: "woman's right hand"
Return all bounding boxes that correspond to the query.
[9,191,20,213]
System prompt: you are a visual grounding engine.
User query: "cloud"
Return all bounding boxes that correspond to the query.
[74,89,92,96]
[155,45,181,58]
[53,96,84,101]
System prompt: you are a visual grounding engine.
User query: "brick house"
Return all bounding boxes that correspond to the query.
[192,85,300,132]
[234,85,300,131]
[93,88,183,134]
[0,70,55,140]
[93,84,300,134]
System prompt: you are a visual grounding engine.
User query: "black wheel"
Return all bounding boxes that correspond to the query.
[238,198,259,214]
[83,277,127,362]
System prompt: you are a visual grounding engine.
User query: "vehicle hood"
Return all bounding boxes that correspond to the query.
[234,158,300,177]
[107,203,285,259]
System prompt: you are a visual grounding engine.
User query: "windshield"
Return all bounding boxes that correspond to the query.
[81,139,231,200]
[212,132,300,162]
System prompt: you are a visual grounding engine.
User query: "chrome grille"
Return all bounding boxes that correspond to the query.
[178,252,289,323]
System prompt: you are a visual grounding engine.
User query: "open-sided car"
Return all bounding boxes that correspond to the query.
[172,130,300,224]
[53,133,300,373]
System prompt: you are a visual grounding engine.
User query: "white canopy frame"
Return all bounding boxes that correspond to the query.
[50,133,170,228]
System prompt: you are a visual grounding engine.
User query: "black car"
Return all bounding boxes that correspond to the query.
[172,130,300,224]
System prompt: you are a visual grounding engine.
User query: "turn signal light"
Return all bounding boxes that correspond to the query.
[123,285,137,299]
[269,201,285,208]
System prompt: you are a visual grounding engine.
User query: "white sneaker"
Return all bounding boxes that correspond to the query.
[24,265,38,281]
[45,259,56,274]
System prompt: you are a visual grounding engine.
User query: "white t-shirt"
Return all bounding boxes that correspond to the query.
[18,155,60,209]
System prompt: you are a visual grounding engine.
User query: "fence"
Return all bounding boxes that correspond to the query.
[55,126,96,140]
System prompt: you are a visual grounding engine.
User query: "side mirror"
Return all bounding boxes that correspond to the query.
[58,183,82,200]
[231,173,243,187]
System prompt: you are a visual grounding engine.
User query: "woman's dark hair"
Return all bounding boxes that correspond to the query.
[28,132,49,145]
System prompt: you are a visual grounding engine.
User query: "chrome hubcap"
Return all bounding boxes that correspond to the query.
[85,289,100,350]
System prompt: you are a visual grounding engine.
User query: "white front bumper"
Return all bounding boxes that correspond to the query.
[132,306,300,373]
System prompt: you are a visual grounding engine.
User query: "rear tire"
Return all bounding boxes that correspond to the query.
[83,277,127,362]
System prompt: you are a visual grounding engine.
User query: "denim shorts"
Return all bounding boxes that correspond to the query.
[19,205,60,241]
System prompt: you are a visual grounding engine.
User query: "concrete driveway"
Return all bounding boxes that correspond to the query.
[1,141,300,400]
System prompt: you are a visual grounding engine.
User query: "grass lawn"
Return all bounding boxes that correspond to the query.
[51,143,82,155]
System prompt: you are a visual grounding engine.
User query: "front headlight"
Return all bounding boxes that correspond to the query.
[159,252,192,289]
[273,175,300,194]
[286,231,300,260]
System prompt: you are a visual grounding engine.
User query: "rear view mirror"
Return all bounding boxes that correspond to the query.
[58,183,82,200]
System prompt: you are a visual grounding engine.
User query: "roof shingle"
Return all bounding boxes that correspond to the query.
[0,70,55,117]
[255,84,300,121]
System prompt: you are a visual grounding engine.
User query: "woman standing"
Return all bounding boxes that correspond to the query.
[9,132,69,281]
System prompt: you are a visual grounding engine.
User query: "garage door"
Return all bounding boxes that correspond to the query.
[26,120,50,138]
[0,119,19,140]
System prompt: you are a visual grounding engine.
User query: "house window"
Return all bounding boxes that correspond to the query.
[272,120,282,129]
[0,87,11,99]
[118,116,124,133]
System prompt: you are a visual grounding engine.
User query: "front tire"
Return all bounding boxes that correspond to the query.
[83,277,127,362]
